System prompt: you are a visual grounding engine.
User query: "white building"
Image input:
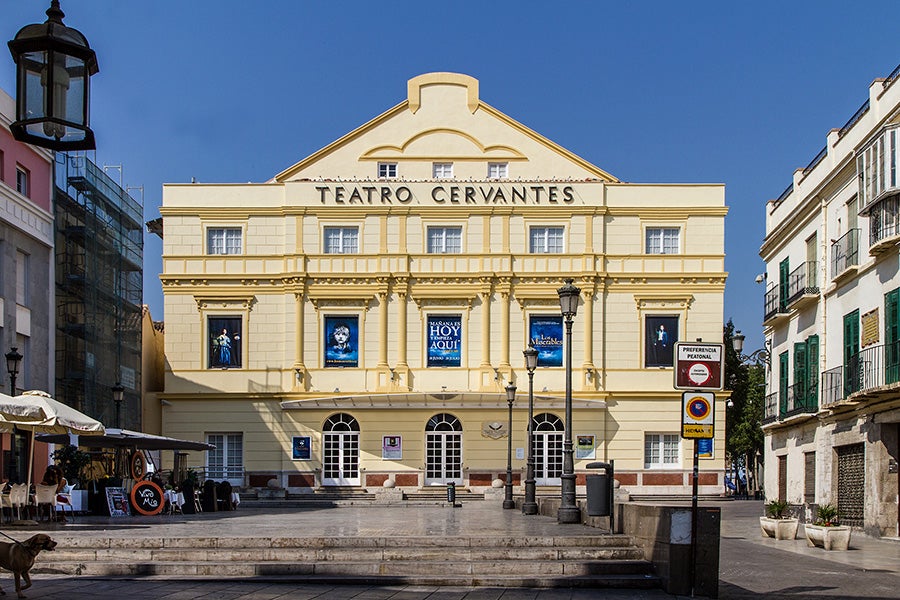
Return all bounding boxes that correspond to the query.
[760,64,900,536]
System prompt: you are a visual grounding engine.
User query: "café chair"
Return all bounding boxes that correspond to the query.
[55,481,75,522]
[9,483,28,521]
[34,484,59,521]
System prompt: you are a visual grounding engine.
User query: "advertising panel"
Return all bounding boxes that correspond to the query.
[427,315,461,367]
[529,315,563,367]
[324,315,359,368]
[209,316,242,368]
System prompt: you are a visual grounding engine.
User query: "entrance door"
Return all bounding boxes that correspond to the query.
[425,413,462,485]
[533,413,564,486]
[322,413,359,486]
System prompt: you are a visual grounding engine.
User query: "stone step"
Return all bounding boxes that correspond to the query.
[36,533,657,589]
[33,571,661,589]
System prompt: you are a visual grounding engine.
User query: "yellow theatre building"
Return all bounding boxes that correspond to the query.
[158,72,728,499]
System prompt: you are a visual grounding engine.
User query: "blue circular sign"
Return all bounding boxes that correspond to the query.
[687,396,711,420]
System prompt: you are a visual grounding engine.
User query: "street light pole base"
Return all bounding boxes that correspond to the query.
[557,506,581,524]
[502,499,516,510]
[522,501,538,515]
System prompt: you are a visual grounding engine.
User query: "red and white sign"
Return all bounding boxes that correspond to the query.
[674,342,724,391]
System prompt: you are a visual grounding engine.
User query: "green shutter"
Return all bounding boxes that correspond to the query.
[779,258,790,312]
[806,335,819,410]
[779,351,789,418]
[887,289,900,385]
[843,310,860,395]
[794,342,807,411]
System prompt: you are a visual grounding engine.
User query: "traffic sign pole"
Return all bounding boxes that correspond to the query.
[690,439,699,597]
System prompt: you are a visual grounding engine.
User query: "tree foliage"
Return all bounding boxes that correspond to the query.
[723,320,765,472]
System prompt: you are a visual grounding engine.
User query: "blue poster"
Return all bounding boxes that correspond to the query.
[209,316,242,369]
[427,315,461,367]
[292,436,311,460]
[530,315,563,367]
[697,438,713,458]
[324,316,359,367]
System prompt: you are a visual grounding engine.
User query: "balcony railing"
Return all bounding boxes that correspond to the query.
[821,365,843,409]
[763,392,779,424]
[763,285,785,322]
[869,195,900,251]
[782,381,818,418]
[844,340,900,396]
[786,261,818,306]
[831,229,859,278]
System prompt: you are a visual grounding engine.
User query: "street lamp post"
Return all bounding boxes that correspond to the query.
[522,344,539,515]
[557,278,581,524]
[5,348,22,395]
[112,382,124,429]
[503,383,517,509]
[5,348,23,482]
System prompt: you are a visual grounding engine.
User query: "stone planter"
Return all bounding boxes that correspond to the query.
[759,516,799,540]
[804,524,851,550]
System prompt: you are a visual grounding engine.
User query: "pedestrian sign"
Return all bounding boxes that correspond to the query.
[674,342,724,390]
[682,391,715,439]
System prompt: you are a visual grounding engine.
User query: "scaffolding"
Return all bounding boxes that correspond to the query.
[55,154,143,430]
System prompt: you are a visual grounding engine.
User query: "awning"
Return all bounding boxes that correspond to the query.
[281,392,607,411]
[36,428,215,451]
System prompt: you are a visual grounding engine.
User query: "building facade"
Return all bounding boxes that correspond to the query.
[760,65,900,536]
[0,87,55,482]
[160,73,727,497]
[54,154,144,431]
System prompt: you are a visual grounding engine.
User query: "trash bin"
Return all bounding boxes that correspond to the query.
[446,481,456,504]
[586,473,610,516]
[585,461,614,518]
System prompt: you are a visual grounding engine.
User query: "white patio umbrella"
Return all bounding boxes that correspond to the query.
[0,390,105,490]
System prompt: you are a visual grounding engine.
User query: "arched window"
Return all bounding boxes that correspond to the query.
[324,413,359,432]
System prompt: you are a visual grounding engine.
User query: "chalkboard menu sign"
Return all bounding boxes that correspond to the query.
[130,480,164,516]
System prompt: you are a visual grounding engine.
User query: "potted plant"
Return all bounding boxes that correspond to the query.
[804,503,851,550]
[759,499,799,540]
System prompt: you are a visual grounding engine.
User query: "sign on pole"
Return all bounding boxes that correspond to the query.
[674,342,725,391]
[682,391,715,439]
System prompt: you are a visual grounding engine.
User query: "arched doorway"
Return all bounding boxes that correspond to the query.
[533,413,563,486]
[425,413,462,486]
[322,413,359,486]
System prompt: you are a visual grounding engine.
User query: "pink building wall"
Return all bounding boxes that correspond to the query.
[0,89,52,212]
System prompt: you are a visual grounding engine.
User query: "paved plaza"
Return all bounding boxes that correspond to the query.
[0,500,897,599]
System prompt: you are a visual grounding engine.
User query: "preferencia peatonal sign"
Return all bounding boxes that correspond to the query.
[674,342,724,391]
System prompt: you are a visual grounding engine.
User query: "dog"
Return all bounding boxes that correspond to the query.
[0,534,57,598]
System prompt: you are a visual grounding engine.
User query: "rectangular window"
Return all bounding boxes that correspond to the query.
[323,227,359,254]
[208,316,242,369]
[487,162,508,178]
[433,162,453,178]
[804,451,816,505]
[427,226,462,254]
[15,166,28,197]
[645,227,680,254]
[645,315,678,367]
[206,432,243,484]
[207,228,242,255]
[529,226,564,253]
[377,163,397,178]
[15,250,27,306]
[644,433,680,468]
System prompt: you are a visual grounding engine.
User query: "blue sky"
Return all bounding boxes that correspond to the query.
[2,0,897,353]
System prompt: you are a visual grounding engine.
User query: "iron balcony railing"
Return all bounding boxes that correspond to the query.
[821,365,843,409]
[763,285,783,321]
[831,229,859,277]
[787,261,818,305]
[869,195,900,247]
[820,341,900,408]
[843,340,900,397]
[782,380,818,418]
[763,392,779,424]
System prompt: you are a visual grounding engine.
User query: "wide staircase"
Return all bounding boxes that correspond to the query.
[34,532,660,589]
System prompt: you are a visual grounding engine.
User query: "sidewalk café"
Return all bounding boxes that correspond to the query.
[36,429,219,517]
